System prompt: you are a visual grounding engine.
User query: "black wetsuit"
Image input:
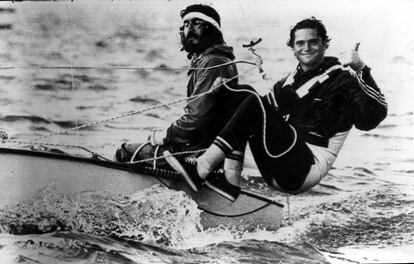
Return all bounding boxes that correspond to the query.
[212,57,387,192]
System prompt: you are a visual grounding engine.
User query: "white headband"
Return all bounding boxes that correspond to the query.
[182,12,220,29]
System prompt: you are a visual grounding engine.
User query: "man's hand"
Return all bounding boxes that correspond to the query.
[341,42,366,72]
[147,128,166,146]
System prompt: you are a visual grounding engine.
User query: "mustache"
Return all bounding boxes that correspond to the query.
[184,32,200,41]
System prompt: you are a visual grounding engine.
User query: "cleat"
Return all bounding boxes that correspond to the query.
[163,150,204,191]
[205,172,241,202]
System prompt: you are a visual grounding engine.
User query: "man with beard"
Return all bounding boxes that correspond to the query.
[116,4,243,175]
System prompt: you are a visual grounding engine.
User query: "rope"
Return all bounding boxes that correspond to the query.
[30,65,257,142]
[0,9,282,218]
[129,148,207,165]
[222,82,297,158]
[2,62,258,165]
[130,142,148,163]
[2,139,111,161]
[3,137,281,217]
[2,137,207,164]
[0,60,257,72]
[31,96,191,141]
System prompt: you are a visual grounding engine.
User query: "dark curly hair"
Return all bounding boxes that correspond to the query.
[287,17,331,48]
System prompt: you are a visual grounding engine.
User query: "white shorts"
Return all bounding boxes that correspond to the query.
[272,130,350,193]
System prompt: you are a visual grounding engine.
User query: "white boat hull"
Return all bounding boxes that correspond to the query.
[0,147,284,230]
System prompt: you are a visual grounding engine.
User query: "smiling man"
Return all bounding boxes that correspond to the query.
[291,27,328,72]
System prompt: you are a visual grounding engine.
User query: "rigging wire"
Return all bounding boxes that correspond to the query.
[0,60,257,71]
[1,36,271,163]
[29,63,258,142]
[2,64,258,163]
[64,5,79,134]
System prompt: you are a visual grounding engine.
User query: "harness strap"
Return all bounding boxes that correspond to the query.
[282,65,342,98]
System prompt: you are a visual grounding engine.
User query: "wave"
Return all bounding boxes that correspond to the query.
[198,240,330,264]
[145,49,164,62]
[0,7,15,13]
[392,56,412,65]
[135,68,150,79]
[0,115,95,130]
[102,123,151,130]
[297,188,414,250]
[154,63,182,74]
[351,167,375,176]
[0,232,183,264]
[0,184,202,247]
[317,183,344,191]
[0,232,335,264]
[0,24,12,30]
[0,75,15,81]
[44,51,64,60]
[76,105,95,110]
[34,83,56,91]
[29,126,51,132]
[87,84,110,91]
[129,96,160,104]
[1,115,51,124]
[0,98,13,105]
[95,26,148,50]
[377,123,398,129]
[53,120,81,128]
[361,133,413,140]
[388,111,413,117]
[111,27,145,41]
[33,74,107,91]
[145,113,162,119]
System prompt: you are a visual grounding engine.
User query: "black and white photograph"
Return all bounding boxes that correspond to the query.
[0,0,412,263]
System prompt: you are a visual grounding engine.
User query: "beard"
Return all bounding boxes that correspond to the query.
[181,30,211,55]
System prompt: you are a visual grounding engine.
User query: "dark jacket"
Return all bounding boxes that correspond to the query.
[272,57,387,147]
[166,45,239,151]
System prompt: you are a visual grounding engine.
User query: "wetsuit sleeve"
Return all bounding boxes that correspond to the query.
[347,66,387,130]
[166,57,238,145]
[272,77,294,115]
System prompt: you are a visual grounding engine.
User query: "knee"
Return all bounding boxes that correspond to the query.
[271,168,322,194]
[271,179,307,194]
[273,182,315,195]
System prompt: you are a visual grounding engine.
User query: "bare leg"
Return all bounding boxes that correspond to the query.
[196,144,226,179]
[223,151,244,186]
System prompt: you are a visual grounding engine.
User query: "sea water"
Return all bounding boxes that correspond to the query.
[0,0,413,263]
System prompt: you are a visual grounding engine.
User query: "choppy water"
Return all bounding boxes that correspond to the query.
[0,1,413,263]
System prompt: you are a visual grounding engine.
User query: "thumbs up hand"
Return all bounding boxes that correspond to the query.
[341,42,366,72]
